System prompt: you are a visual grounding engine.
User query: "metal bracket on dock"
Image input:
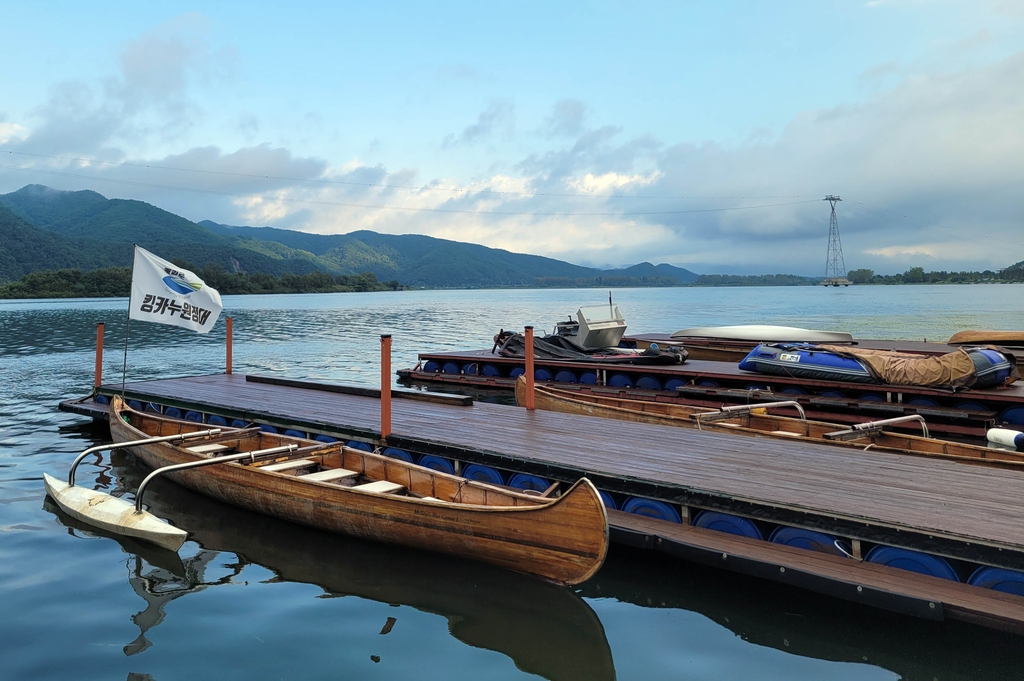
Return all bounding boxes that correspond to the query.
[692,401,807,423]
[134,444,298,513]
[68,429,222,486]
[823,415,930,441]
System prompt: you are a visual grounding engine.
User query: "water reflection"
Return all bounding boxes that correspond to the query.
[586,549,1024,681]
[43,449,616,681]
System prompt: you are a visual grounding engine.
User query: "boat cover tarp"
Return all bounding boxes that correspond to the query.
[817,344,1018,389]
[495,332,688,365]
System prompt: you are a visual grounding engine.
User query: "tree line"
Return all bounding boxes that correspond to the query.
[0,263,403,299]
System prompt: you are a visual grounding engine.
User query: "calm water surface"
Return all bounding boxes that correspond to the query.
[2,285,1023,680]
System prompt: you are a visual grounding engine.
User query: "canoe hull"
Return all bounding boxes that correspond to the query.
[109,400,608,585]
[43,473,188,551]
[515,377,1024,468]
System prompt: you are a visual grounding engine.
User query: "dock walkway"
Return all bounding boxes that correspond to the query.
[70,372,1024,632]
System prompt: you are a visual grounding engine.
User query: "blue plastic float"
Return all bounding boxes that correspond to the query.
[635,376,662,391]
[462,464,504,485]
[442,362,460,375]
[314,434,337,443]
[534,368,552,381]
[382,447,413,462]
[508,473,550,492]
[164,407,182,419]
[207,415,227,426]
[423,360,440,373]
[864,546,960,581]
[621,497,681,523]
[481,364,500,377]
[598,491,618,510]
[417,455,455,474]
[608,374,633,388]
[693,511,762,539]
[184,411,203,423]
[967,566,1024,595]
[579,372,597,384]
[554,370,577,383]
[284,429,306,438]
[346,440,373,452]
[462,363,477,375]
[769,526,848,556]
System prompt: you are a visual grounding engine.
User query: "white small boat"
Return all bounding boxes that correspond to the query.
[671,325,853,343]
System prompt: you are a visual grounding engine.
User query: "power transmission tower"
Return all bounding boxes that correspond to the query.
[822,195,850,286]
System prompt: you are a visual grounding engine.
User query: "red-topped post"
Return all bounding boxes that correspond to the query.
[524,326,535,410]
[94,322,104,387]
[381,334,392,441]
[225,317,233,375]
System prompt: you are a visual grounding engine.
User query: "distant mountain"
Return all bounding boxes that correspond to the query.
[0,185,700,287]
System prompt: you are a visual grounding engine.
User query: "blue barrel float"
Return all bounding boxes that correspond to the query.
[164,407,182,419]
[697,380,719,387]
[554,370,577,384]
[635,376,662,391]
[442,362,460,375]
[423,360,441,373]
[207,414,228,426]
[955,401,986,412]
[622,497,682,523]
[284,429,306,439]
[599,491,618,510]
[769,526,849,557]
[417,455,455,474]
[693,511,762,539]
[907,397,940,408]
[508,473,550,493]
[780,387,806,395]
[481,364,501,377]
[462,464,504,485]
[346,440,374,452]
[819,391,846,398]
[579,371,598,385]
[1000,406,1024,426]
[128,400,144,411]
[184,411,203,423]
[510,367,525,379]
[382,447,414,462]
[535,368,553,381]
[259,424,278,434]
[664,378,686,392]
[608,373,633,388]
[230,419,249,428]
[865,546,960,581]
[462,363,477,375]
[859,393,885,402]
[144,403,162,414]
[94,394,110,405]
[314,434,338,443]
[967,566,1024,596]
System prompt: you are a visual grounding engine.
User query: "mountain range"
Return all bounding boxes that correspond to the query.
[0,184,698,287]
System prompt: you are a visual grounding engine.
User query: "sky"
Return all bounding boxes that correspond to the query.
[1,0,1022,275]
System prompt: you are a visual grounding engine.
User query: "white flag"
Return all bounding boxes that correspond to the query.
[129,246,223,334]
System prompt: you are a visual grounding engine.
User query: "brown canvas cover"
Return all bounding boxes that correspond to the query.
[817,345,1018,389]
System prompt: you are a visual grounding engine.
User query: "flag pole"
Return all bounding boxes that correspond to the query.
[121,244,136,398]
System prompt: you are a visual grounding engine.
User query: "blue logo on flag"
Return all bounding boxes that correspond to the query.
[162,275,202,295]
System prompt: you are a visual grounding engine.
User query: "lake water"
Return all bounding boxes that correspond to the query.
[2,285,1023,680]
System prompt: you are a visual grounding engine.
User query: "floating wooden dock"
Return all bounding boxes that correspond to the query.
[61,372,1024,633]
[399,349,1024,437]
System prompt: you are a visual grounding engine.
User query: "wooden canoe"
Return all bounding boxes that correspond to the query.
[948,330,1024,347]
[515,376,1024,468]
[105,396,609,585]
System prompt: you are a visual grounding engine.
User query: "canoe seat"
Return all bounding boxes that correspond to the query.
[769,430,803,437]
[353,480,405,495]
[261,458,316,474]
[186,443,231,454]
[299,468,359,483]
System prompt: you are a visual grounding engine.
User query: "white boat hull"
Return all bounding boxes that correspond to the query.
[43,473,188,551]
[671,325,853,343]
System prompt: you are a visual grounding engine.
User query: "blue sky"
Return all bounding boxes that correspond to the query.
[2,1,1022,274]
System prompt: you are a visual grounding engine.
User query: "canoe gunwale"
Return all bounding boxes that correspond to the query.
[108,396,609,584]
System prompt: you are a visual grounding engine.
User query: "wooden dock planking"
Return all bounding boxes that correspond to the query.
[97,373,1024,558]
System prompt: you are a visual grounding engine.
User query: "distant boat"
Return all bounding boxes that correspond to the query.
[671,325,854,343]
